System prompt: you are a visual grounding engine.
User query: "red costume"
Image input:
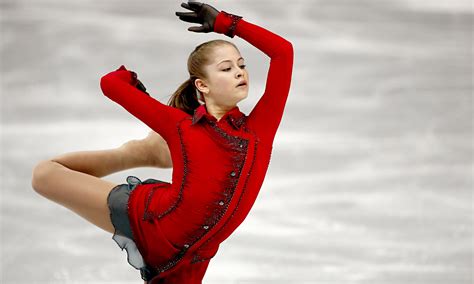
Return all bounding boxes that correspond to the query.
[100,10,294,284]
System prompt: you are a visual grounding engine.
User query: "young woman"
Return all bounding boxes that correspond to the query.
[32,1,293,283]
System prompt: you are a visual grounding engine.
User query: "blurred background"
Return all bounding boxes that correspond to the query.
[1,0,472,283]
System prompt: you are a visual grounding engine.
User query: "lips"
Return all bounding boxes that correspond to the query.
[236,80,247,88]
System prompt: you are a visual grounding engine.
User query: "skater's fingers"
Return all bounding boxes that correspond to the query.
[175,11,197,17]
[187,1,203,9]
[176,14,201,24]
[188,25,206,33]
[180,2,196,11]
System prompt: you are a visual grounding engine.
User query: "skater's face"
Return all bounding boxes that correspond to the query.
[194,44,249,108]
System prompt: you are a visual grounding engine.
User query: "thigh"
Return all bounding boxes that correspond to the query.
[38,162,118,234]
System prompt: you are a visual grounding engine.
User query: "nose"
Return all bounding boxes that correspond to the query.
[236,69,243,78]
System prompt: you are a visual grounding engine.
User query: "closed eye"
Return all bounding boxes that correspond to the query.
[223,65,246,72]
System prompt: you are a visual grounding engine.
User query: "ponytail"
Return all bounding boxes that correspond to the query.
[167,39,238,115]
[167,77,202,115]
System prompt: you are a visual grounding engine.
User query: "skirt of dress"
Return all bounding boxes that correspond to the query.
[107,175,164,281]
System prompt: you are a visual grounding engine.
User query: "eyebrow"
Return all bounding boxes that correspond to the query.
[217,57,244,65]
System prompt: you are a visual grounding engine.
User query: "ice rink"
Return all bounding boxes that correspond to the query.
[1,0,472,283]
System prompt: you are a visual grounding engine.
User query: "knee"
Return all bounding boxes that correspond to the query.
[31,160,61,195]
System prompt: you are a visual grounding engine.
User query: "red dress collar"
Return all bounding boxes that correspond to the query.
[191,104,246,130]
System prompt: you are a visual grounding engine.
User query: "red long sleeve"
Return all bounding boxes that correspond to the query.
[214,11,294,143]
[100,65,188,143]
[101,10,294,284]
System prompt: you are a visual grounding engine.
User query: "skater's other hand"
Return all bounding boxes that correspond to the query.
[175,1,219,33]
[116,66,149,95]
[135,79,149,95]
[129,71,150,96]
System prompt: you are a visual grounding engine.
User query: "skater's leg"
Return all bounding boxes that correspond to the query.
[32,160,117,234]
[30,132,170,233]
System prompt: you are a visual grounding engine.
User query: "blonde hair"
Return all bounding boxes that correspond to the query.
[167,39,238,115]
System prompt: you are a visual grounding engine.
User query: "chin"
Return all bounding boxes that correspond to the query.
[236,92,248,103]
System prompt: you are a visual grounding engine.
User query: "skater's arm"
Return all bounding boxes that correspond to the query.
[175,3,294,141]
[100,65,188,142]
[49,131,172,177]
[214,12,294,141]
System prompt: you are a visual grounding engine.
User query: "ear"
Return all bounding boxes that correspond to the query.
[194,78,209,94]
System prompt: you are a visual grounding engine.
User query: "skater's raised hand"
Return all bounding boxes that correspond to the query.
[175,1,219,33]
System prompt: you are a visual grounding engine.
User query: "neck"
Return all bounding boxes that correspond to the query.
[205,104,236,122]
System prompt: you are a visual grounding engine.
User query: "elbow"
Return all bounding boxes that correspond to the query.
[273,40,294,61]
[283,40,294,58]
[285,40,293,51]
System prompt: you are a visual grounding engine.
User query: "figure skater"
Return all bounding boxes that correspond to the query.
[31,1,293,283]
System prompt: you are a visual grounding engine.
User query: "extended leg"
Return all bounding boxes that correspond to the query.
[32,160,117,234]
[30,133,169,233]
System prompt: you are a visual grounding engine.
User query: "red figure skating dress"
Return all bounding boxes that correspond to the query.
[101,10,294,284]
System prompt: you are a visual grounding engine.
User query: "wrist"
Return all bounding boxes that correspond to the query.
[214,11,243,38]
[115,65,138,86]
[129,71,138,87]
